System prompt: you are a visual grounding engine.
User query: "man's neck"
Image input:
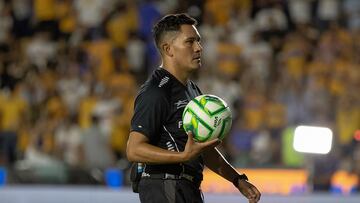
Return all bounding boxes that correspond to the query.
[161,64,189,85]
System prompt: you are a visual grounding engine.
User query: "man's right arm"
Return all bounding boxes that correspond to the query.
[126,131,220,164]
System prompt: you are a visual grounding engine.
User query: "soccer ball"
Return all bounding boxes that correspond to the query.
[182,94,232,142]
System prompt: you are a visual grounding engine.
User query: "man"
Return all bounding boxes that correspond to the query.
[126,13,261,203]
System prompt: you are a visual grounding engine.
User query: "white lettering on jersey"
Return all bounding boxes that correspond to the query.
[178,121,183,129]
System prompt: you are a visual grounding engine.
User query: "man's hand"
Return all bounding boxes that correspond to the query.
[182,131,221,162]
[237,179,261,203]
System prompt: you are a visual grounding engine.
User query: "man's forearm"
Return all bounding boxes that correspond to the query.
[127,141,185,164]
[204,148,261,202]
[127,131,220,165]
[203,147,241,182]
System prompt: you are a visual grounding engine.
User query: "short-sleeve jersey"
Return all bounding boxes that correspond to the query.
[131,68,203,177]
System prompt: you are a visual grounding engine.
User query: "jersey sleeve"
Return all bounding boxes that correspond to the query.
[130,87,169,143]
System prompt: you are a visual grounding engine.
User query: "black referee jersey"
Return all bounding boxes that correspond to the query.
[131,67,203,178]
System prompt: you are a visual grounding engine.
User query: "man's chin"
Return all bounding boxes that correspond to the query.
[192,62,202,69]
[185,62,201,72]
[190,66,201,72]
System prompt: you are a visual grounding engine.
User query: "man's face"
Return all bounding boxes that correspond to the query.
[170,24,203,71]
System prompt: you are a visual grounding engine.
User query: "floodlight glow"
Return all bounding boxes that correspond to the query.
[293,125,333,154]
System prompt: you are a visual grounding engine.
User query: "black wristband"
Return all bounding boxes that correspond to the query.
[232,174,248,187]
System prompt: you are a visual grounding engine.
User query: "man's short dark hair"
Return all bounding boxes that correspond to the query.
[153,13,197,51]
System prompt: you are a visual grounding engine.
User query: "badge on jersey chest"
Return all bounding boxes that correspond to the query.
[174,99,188,109]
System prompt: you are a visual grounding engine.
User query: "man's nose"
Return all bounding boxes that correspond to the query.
[194,41,202,52]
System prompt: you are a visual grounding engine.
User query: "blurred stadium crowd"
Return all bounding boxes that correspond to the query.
[0,0,359,192]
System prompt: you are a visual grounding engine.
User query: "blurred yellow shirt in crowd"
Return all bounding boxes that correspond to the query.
[307,58,329,76]
[0,92,27,131]
[337,105,360,145]
[217,42,242,75]
[110,120,129,155]
[39,70,57,92]
[46,94,67,121]
[34,0,57,21]
[282,38,307,81]
[78,96,97,129]
[107,72,136,153]
[57,0,76,34]
[85,39,115,82]
[286,56,305,81]
[17,127,31,153]
[329,58,351,97]
[106,5,138,48]
[110,97,134,154]
[42,131,56,154]
[108,72,136,99]
[336,28,352,47]
[205,0,237,26]
[0,93,4,130]
[265,101,286,129]
[243,92,265,130]
[244,109,264,130]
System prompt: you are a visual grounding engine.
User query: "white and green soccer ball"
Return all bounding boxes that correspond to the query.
[182,94,232,142]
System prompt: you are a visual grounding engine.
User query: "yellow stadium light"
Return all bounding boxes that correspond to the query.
[293,125,333,154]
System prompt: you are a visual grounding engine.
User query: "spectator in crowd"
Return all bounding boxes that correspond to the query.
[82,115,115,170]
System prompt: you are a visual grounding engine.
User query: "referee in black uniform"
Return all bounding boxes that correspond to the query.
[126,13,261,203]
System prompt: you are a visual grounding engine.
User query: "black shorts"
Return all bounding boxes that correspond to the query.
[138,178,204,203]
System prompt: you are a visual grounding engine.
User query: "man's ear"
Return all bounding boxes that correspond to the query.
[161,43,173,57]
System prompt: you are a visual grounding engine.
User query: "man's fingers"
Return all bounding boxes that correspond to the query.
[239,181,260,202]
[246,186,260,202]
[186,131,194,142]
[252,186,261,202]
[187,131,221,148]
[202,138,221,148]
[246,188,256,199]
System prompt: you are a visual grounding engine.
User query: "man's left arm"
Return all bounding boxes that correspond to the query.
[203,147,261,203]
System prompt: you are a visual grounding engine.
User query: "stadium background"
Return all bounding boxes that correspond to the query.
[0,0,359,202]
